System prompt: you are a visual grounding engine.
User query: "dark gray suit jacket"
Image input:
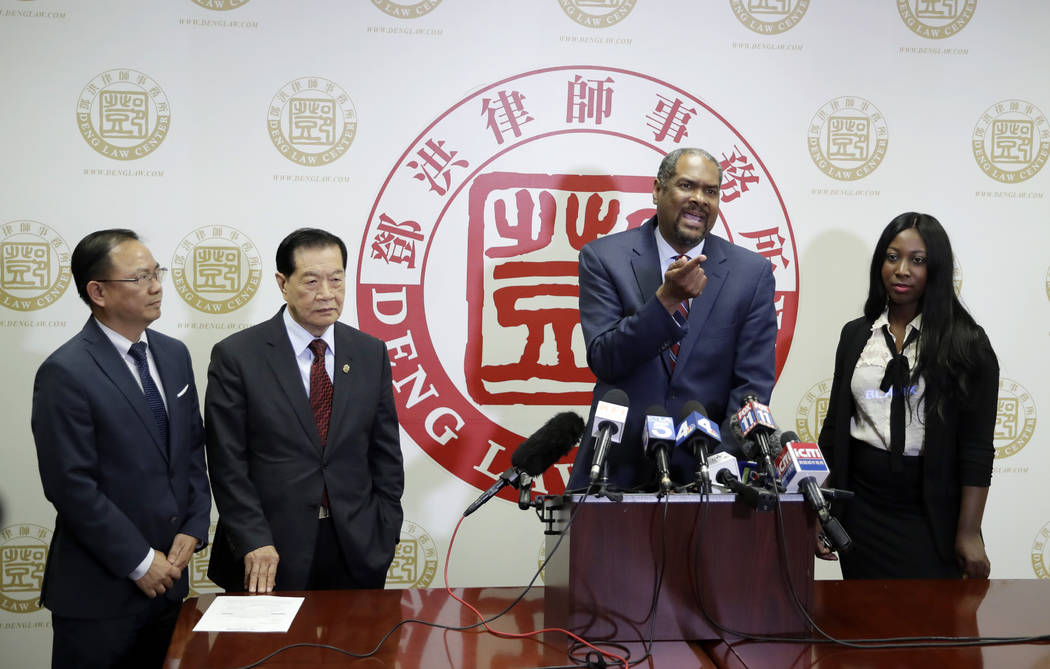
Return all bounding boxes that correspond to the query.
[568,218,778,490]
[32,318,210,618]
[205,308,404,590]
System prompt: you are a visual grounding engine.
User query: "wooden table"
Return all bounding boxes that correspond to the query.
[164,580,1050,668]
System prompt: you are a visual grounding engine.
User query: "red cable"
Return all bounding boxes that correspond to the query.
[443,514,630,669]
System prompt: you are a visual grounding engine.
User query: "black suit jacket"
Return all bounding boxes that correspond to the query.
[817,316,998,560]
[205,308,404,590]
[31,318,210,618]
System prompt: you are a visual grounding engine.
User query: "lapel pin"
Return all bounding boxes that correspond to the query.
[342,363,350,374]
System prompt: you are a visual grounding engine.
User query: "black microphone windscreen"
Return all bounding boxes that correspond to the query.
[779,430,800,448]
[730,419,744,442]
[679,400,705,421]
[645,404,669,417]
[511,412,585,476]
[601,388,629,407]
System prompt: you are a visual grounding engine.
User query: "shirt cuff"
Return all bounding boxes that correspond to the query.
[128,548,154,581]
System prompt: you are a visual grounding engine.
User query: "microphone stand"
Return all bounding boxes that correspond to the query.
[592,461,623,502]
[517,474,534,510]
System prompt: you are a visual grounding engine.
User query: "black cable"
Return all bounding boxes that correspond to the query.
[687,484,1050,649]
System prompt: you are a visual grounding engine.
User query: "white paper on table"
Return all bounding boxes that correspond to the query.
[192,595,305,633]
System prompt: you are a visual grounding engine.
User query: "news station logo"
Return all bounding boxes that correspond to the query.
[0,220,72,313]
[972,99,1049,184]
[171,226,261,314]
[357,65,798,498]
[729,0,809,35]
[1033,521,1050,579]
[558,0,636,28]
[267,76,357,166]
[808,96,889,181]
[0,524,50,614]
[795,378,832,442]
[775,442,822,480]
[897,0,977,39]
[386,521,437,588]
[994,378,1035,458]
[372,0,442,18]
[188,523,222,596]
[192,0,250,9]
[77,69,170,161]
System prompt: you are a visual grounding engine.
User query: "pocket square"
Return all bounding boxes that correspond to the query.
[176,384,189,398]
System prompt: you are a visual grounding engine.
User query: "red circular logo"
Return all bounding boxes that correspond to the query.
[357,66,797,498]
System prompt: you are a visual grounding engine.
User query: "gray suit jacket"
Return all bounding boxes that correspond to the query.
[205,308,404,590]
[568,218,778,490]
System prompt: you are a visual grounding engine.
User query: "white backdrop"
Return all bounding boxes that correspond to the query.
[2,1,1048,666]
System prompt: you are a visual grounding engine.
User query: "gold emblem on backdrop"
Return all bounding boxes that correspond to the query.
[972,99,1049,184]
[171,226,262,314]
[0,524,51,614]
[1045,266,1050,303]
[952,257,962,296]
[795,379,832,443]
[994,378,1036,459]
[188,523,222,596]
[192,0,251,9]
[267,77,357,167]
[897,0,977,39]
[371,0,442,18]
[729,0,809,35]
[1032,522,1050,579]
[558,0,637,28]
[386,520,438,588]
[807,96,889,181]
[0,221,72,312]
[76,69,171,161]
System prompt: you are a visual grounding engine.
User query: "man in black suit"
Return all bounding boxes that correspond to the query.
[32,229,210,668]
[205,228,403,593]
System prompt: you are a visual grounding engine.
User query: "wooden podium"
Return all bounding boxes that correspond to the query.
[543,493,817,642]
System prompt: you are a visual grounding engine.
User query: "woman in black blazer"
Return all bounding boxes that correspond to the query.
[818,212,998,579]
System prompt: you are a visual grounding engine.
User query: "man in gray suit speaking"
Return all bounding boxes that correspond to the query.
[205,228,404,593]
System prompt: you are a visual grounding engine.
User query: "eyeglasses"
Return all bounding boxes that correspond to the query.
[94,267,168,286]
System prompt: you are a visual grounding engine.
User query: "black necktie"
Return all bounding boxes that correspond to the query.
[128,341,169,446]
[879,325,918,466]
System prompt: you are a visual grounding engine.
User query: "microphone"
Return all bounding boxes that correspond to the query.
[675,401,721,493]
[707,451,740,492]
[735,395,779,481]
[588,389,629,485]
[777,431,852,552]
[642,405,676,495]
[463,412,585,516]
[710,451,775,511]
[774,431,829,493]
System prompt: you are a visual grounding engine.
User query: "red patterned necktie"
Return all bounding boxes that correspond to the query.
[669,255,690,369]
[308,339,333,447]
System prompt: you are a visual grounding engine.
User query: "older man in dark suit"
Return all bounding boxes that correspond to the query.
[205,228,403,593]
[32,229,210,668]
[568,148,779,491]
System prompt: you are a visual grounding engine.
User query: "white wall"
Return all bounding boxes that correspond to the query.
[2,1,1048,665]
